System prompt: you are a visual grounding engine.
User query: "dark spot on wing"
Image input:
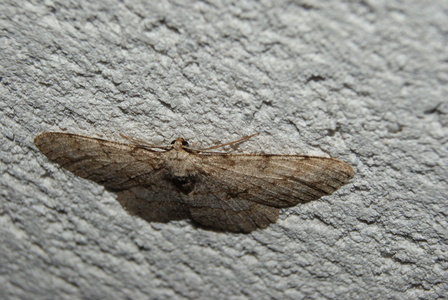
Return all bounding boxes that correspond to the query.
[258,155,272,171]
[219,154,236,166]
[168,175,197,194]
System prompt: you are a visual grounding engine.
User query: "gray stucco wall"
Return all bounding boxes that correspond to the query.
[1,0,447,299]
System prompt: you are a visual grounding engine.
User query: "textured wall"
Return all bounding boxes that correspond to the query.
[1,0,447,299]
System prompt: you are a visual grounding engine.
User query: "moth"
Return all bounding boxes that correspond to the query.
[34,132,354,233]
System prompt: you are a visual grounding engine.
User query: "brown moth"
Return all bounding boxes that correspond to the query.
[34,132,354,233]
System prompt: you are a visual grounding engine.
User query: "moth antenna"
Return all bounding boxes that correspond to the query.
[199,133,259,151]
[120,133,153,145]
[119,134,170,150]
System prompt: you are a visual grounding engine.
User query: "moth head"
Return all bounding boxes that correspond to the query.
[171,138,189,150]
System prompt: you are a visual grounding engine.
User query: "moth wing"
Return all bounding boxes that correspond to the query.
[196,154,354,208]
[186,182,279,232]
[34,132,167,190]
[116,186,191,223]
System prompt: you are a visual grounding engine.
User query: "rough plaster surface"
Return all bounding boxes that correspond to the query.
[1,0,447,299]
